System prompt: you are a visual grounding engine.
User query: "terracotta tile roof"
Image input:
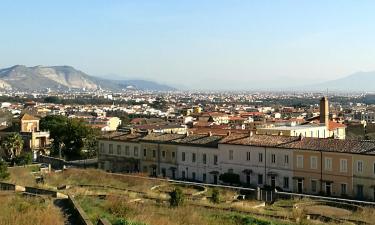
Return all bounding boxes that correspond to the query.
[220,134,375,153]
[99,132,144,142]
[328,121,346,131]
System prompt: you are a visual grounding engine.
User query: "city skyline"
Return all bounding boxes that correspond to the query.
[1,1,375,90]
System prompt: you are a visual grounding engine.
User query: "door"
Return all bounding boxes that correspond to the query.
[271,176,276,188]
[246,174,251,186]
[172,170,176,179]
[213,174,218,184]
[325,183,332,196]
[297,179,303,193]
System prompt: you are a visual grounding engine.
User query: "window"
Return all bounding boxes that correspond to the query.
[203,154,207,164]
[172,151,175,159]
[100,143,104,153]
[246,152,251,161]
[214,155,218,165]
[325,157,332,171]
[117,145,121,155]
[271,154,276,164]
[357,161,363,173]
[229,150,234,160]
[162,151,166,158]
[192,153,196,162]
[258,153,263,163]
[152,150,156,158]
[284,155,289,165]
[340,159,348,173]
[283,177,289,189]
[341,183,347,195]
[134,146,139,157]
[311,180,317,192]
[203,173,207,182]
[182,152,186,161]
[109,144,113,154]
[310,156,317,169]
[258,174,263,185]
[297,155,304,168]
[143,148,147,157]
[125,146,130,155]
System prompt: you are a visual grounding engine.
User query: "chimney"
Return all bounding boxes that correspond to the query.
[320,97,329,125]
[208,131,212,137]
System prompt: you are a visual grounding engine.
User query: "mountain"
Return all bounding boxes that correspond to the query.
[0,65,176,91]
[302,71,375,92]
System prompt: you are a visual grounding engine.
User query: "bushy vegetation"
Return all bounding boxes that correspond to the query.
[169,187,184,207]
[219,172,241,185]
[211,188,221,204]
[0,160,9,180]
[0,195,65,225]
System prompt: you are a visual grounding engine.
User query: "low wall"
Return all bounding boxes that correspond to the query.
[0,182,25,192]
[68,195,94,225]
[97,218,111,225]
[37,155,66,169]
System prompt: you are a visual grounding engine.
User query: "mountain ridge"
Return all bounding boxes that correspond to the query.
[0,65,176,91]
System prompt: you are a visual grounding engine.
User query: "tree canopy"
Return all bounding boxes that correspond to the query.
[40,115,99,160]
[0,133,24,162]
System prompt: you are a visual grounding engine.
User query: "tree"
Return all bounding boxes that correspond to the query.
[211,188,220,204]
[40,115,99,160]
[1,133,24,162]
[0,160,9,180]
[169,187,184,207]
[219,172,240,185]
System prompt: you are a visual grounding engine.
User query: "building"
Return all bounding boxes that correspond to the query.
[20,113,50,156]
[256,97,346,139]
[97,131,375,201]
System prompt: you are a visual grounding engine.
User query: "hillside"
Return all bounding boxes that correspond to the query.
[303,71,375,92]
[0,65,176,91]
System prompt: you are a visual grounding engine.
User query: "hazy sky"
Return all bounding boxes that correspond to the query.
[1,0,375,90]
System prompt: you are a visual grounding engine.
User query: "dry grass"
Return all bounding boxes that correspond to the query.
[78,195,292,225]
[6,166,37,186]
[0,193,65,225]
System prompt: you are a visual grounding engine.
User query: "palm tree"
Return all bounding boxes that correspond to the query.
[1,133,24,161]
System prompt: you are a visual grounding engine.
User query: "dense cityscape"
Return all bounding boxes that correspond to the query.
[2,1,375,225]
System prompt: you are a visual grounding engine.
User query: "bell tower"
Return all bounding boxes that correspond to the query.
[320,97,329,125]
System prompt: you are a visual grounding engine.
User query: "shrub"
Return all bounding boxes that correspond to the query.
[0,160,9,180]
[14,152,33,166]
[219,172,240,185]
[211,188,220,204]
[169,187,184,207]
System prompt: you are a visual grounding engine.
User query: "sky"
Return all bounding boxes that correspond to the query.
[1,0,375,90]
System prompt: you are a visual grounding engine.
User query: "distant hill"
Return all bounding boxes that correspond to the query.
[303,71,375,92]
[0,65,176,91]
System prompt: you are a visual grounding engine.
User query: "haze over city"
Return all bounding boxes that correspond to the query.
[2,1,375,90]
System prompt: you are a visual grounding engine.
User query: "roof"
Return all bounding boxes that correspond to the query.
[220,133,375,154]
[20,113,39,121]
[99,132,144,142]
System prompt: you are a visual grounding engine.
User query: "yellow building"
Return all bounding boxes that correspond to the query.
[352,152,375,200]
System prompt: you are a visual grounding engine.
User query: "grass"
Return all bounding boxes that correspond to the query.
[77,195,293,225]
[0,193,65,225]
